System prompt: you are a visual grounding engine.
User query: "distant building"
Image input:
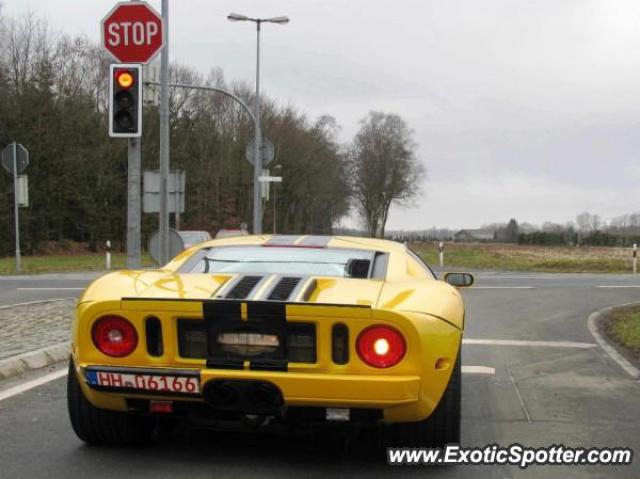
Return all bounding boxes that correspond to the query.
[454,229,495,242]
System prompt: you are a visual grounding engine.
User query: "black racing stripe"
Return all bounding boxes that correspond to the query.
[204,300,242,369]
[246,301,288,371]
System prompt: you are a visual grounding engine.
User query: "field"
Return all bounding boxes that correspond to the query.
[411,242,636,273]
[0,254,154,275]
[0,242,637,275]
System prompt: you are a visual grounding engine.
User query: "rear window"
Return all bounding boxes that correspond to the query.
[182,246,376,278]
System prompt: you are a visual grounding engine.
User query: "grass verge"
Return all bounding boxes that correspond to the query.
[606,308,640,359]
[0,254,154,275]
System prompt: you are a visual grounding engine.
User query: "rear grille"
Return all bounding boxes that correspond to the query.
[177,319,316,364]
[268,277,301,301]
[226,275,262,299]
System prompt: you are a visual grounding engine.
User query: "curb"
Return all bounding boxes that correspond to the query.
[0,342,70,380]
[587,302,640,380]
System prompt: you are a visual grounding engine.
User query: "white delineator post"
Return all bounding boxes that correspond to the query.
[106,241,112,270]
[633,243,637,275]
[439,241,444,267]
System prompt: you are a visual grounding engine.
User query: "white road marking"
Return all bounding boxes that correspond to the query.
[462,365,495,375]
[16,287,85,291]
[587,310,640,379]
[0,368,67,402]
[507,366,532,424]
[463,339,597,349]
[471,286,535,289]
[596,285,640,288]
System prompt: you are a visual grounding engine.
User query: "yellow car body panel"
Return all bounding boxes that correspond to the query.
[71,235,465,423]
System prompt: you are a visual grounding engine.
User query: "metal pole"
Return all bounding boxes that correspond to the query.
[439,241,444,268]
[633,243,637,275]
[253,20,262,235]
[273,184,277,234]
[126,138,141,268]
[174,171,180,231]
[12,142,21,273]
[159,0,170,263]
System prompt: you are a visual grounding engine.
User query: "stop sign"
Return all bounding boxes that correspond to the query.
[101,1,164,64]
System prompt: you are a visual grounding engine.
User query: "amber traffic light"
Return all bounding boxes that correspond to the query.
[109,64,142,138]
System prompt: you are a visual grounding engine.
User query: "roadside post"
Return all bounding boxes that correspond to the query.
[105,241,112,270]
[439,241,444,267]
[102,1,165,268]
[2,142,29,273]
[633,243,637,275]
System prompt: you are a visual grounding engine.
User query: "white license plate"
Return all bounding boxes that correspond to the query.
[86,370,200,394]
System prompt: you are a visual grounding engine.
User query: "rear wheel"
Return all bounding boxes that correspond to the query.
[67,360,154,446]
[384,350,461,448]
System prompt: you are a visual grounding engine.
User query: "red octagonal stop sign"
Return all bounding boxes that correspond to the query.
[101,1,164,64]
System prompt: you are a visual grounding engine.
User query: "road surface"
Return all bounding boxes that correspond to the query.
[1,271,639,478]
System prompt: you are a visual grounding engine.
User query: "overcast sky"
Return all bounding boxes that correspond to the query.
[4,0,640,230]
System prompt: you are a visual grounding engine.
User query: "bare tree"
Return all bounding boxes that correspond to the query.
[349,111,424,237]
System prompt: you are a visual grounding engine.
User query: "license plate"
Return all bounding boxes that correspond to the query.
[86,370,200,394]
[217,332,279,347]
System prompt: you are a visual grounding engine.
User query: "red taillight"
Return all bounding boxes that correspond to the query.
[356,325,406,368]
[92,315,138,357]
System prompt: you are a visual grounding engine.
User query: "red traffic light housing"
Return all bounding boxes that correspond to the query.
[109,64,142,138]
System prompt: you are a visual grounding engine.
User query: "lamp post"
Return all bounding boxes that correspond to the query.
[227,12,289,235]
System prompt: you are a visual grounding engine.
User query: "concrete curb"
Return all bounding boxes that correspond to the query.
[587,302,640,380]
[0,342,70,380]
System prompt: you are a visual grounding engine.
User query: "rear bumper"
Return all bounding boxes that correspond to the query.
[76,364,423,421]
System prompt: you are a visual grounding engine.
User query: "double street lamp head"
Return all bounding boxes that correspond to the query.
[227,13,290,24]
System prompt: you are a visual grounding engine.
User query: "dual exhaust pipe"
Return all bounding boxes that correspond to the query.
[203,380,284,414]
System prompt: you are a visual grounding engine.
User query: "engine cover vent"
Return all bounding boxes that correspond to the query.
[226,275,263,299]
[268,276,302,301]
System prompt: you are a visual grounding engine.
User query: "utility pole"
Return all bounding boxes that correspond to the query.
[12,143,21,273]
[126,137,141,268]
[253,20,262,235]
[159,0,170,264]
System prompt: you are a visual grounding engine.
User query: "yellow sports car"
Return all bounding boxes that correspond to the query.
[67,235,473,448]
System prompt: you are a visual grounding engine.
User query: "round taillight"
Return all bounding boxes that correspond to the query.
[356,325,406,368]
[92,316,138,357]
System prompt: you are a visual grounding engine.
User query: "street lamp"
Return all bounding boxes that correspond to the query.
[227,13,289,235]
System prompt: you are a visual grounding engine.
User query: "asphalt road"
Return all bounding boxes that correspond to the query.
[1,271,639,478]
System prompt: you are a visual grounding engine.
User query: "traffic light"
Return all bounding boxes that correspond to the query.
[109,64,142,138]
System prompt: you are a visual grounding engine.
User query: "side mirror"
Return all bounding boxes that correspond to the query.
[444,272,474,288]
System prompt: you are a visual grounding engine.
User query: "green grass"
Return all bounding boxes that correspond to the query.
[0,254,154,275]
[412,244,632,273]
[607,309,640,357]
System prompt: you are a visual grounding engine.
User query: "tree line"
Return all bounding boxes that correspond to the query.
[0,9,422,256]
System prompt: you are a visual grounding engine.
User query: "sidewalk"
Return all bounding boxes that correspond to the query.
[0,299,74,379]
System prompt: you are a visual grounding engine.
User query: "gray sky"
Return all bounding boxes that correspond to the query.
[4,0,640,229]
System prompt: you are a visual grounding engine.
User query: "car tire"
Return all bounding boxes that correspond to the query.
[67,360,154,446]
[384,348,461,448]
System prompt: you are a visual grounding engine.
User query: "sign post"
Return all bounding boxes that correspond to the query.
[633,243,637,275]
[2,142,29,273]
[439,241,444,268]
[101,1,164,268]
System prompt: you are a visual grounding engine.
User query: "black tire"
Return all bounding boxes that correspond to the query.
[67,360,154,446]
[384,349,461,448]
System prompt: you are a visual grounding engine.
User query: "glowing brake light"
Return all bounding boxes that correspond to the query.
[356,325,406,368]
[92,315,138,357]
[115,70,134,89]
